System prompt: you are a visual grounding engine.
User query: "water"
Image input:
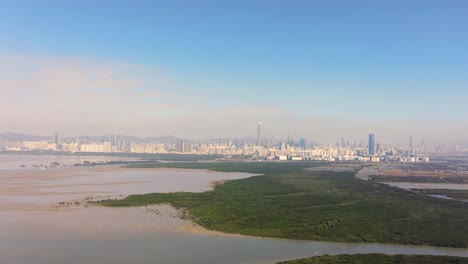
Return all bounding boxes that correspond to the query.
[1,154,467,264]
[0,153,137,170]
[428,194,455,200]
[3,233,468,264]
[383,182,468,202]
[383,182,468,190]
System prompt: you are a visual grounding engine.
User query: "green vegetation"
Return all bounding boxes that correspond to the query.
[102,162,468,247]
[276,254,468,264]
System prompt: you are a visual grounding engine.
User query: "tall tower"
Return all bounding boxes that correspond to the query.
[54,132,59,145]
[256,122,262,146]
[112,133,117,146]
[369,134,375,156]
[299,138,307,149]
[409,136,413,149]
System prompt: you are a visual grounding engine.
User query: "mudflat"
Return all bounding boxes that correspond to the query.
[0,166,257,238]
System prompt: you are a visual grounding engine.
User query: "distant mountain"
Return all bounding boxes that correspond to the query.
[0,132,187,144]
[1,132,302,145]
[201,137,262,145]
[0,132,52,142]
[68,134,188,144]
[0,132,317,146]
[68,135,106,143]
[144,135,186,143]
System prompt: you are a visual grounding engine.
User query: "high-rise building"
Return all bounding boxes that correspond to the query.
[111,133,127,152]
[175,140,184,152]
[369,134,375,156]
[299,138,307,149]
[54,132,62,150]
[112,133,118,147]
[174,140,192,153]
[186,143,193,153]
[256,122,262,146]
[409,136,413,149]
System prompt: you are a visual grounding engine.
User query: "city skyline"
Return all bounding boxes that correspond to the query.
[0,130,436,163]
[2,2,468,263]
[1,1,467,143]
[0,129,454,148]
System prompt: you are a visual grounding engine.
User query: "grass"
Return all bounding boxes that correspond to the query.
[101,162,468,247]
[276,254,468,264]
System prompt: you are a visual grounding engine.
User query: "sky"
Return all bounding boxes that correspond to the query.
[0,0,467,144]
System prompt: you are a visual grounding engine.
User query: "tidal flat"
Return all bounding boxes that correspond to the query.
[2,156,468,264]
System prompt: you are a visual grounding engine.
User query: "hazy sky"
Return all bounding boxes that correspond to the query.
[1,0,467,144]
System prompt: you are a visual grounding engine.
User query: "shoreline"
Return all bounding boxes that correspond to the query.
[1,162,468,264]
[0,165,259,237]
[3,161,468,253]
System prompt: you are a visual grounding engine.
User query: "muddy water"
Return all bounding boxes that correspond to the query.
[0,166,253,207]
[1,155,468,264]
[0,154,139,170]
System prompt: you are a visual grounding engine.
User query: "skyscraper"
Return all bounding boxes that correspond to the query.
[54,132,59,145]
[175,140,184,152]
[256,122,262,146]
[112,133,117,146]
[369,134,375,156]
[299,138,307,149]
[409,136,413,149]
[54,132,62,150]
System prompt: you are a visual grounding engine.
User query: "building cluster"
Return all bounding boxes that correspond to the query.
[0,130,435,163]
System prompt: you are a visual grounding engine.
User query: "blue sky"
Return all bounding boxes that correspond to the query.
[1,0,467,143]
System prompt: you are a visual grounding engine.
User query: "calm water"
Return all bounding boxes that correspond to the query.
[3,232,468,264]
[0,153,137,170]
[383,182,468,190]
[1,154,468,264]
